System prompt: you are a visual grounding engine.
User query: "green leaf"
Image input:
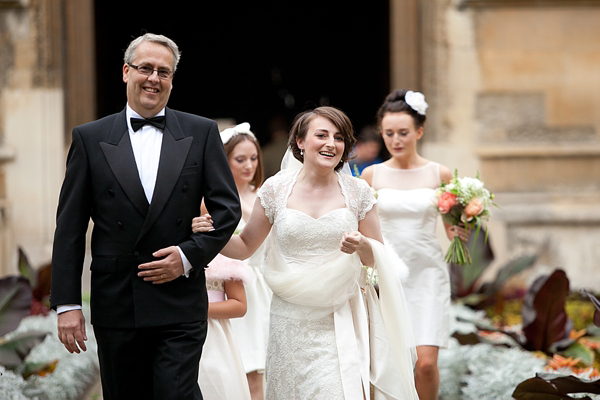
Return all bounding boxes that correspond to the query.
[0,331,48,368]
[455,316,525,348]
[0,276,33,337]
[449,226,494,299]
[561,341,595,366]
[587,323,600,335]
[17,247,36,288]
[21,359,59,379]
[485,254,537,296]
[580,289,600,327]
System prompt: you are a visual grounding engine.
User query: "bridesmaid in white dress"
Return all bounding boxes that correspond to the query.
[362,89,468,400]
[198,254,252,400]
[201,123,272,400]
[194,107,419,400]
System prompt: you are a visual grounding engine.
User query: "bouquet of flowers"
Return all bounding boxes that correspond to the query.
[435,170,495,265]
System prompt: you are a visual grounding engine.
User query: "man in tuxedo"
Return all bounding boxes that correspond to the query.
[50,33,241,399]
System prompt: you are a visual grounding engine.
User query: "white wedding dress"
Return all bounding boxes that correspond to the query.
[258,168,418,400]
[372,162,450,347]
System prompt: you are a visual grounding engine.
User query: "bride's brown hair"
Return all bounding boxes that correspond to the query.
[287,106,356,171]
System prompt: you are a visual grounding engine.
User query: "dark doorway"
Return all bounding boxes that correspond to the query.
[94,2,389,145]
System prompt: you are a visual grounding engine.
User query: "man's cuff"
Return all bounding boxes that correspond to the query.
[57,304,82,314]
[177,246,193,277]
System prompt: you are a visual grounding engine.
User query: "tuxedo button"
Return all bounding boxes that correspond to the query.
[182,185,188,192]
[176,219,182,226]
[108,189,115,197]
[117,222,123,229]
[133,251,140,258]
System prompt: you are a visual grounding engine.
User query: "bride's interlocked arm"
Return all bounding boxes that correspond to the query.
[221,196,272,260]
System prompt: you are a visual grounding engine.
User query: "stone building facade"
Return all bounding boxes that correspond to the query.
[1,0,599,290]
[392,0,600,289]
[0,0,94,275]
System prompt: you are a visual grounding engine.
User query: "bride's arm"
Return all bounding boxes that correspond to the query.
[220,197,272,260]
[341,205,383,267]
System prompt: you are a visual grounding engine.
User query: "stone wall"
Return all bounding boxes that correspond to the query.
[0,0,65,275]
[416,1,600,289]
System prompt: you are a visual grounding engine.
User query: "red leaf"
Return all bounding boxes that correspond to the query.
[522,269,571,352]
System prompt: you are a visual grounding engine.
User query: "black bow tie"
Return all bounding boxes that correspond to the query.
[130,116,166,132]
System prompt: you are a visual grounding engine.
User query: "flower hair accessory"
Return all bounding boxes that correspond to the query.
[404,90,428,116]
[220,122,257,144]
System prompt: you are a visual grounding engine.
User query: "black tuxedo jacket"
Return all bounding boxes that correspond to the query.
[50,107,241,329]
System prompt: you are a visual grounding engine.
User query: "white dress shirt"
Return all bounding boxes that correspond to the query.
[57,105,192,315]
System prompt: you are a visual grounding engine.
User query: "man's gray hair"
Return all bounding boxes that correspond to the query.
[123,33,181,71]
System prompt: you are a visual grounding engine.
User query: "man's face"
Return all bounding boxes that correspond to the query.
[123,41,174,118]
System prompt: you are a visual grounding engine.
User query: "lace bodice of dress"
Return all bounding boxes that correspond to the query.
[258,169,376,258]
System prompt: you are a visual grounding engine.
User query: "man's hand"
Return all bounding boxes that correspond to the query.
[57,309,87,354]
[137,246,184,284]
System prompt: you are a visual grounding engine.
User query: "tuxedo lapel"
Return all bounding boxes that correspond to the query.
[137,108,193,244]
[100,110,149,217]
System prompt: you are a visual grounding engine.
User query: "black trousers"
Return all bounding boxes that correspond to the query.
[94,320,207,400]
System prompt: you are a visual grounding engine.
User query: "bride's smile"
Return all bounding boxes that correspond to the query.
[298,116,345,170]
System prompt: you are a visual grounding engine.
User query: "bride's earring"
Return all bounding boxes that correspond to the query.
[300,148,303,156]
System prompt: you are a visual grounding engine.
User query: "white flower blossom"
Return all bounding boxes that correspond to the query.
[405,90,429,115]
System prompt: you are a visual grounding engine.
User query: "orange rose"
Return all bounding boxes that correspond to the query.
[464,197,484,220]
[438,192,457,214]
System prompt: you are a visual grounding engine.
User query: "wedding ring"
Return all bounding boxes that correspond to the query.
[160,274,164,279]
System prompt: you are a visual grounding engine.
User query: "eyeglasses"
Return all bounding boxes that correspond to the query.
[128,64,174,80]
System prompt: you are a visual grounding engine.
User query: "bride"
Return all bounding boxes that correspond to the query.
[193,106,418,399]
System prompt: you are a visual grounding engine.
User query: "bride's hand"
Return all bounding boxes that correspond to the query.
[192,214,214,233]
[340,231,365,254]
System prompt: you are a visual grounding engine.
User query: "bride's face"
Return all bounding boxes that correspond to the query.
[380,112,423,159]
[297,116,345,171]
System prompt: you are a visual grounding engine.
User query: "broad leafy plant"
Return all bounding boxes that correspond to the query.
[0,247,56,379]
[449,227,537,309]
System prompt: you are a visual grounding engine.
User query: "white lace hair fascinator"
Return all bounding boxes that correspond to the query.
[220,122,257,144]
